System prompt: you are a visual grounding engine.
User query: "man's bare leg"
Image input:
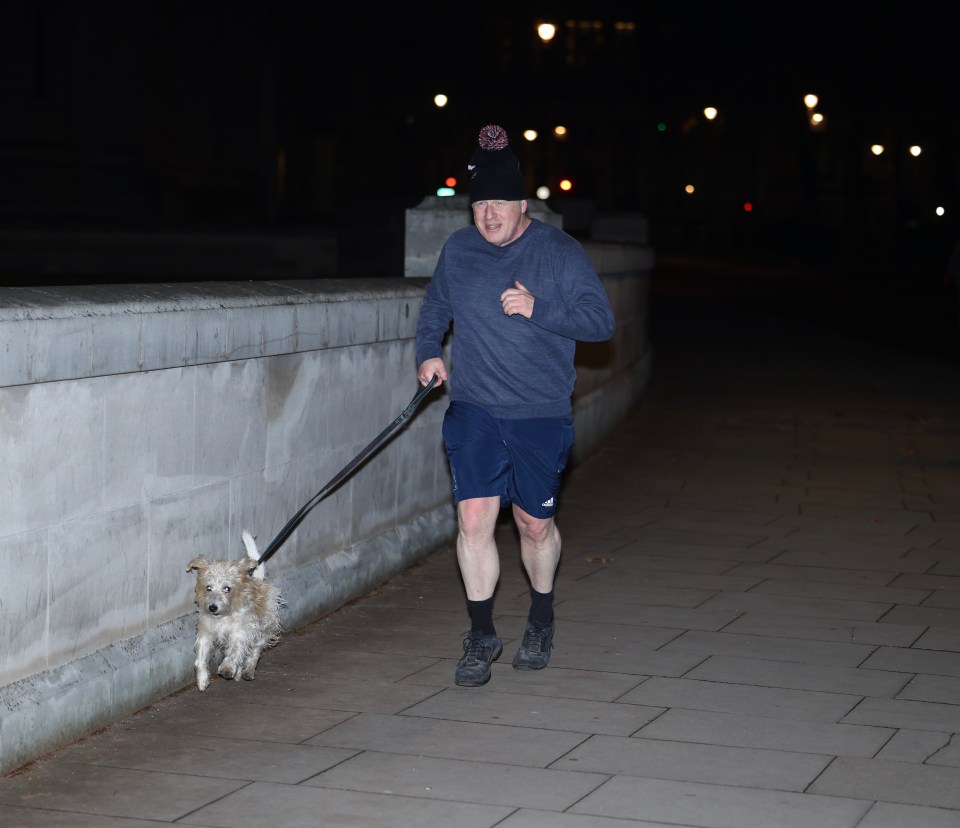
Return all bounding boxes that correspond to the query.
[456,496,502,599]
[454,496,504,687]
[512,503,561,669]
[513,504,561,592]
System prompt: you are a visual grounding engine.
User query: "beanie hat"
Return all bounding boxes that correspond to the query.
[467,124,527,203]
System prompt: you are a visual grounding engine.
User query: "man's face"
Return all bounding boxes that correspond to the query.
[471,199,528,247]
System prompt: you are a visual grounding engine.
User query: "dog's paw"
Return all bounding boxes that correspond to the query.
[217,660,237,680]
[197,672,210,692]
[241,668,256,681]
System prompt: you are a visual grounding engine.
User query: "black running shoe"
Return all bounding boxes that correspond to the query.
[512,621,554,670]
[455,634,502,687]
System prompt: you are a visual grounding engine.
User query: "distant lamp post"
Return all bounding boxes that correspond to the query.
[559,178,573,192]
[537,22,557,42]
[703,106,717,121]
[433,94,448,108]
[553,125,568,139]
[523,129,538,141]
[803,95,823,129]
[536,185,551,199]
[909,145,922,157]
[684,184,695,195]
[871,144,885,156]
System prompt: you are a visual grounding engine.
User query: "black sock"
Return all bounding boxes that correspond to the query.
[528,587,554,629]
[467,597,496,637]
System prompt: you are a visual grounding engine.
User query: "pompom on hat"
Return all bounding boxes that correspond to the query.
[467,124,527,203]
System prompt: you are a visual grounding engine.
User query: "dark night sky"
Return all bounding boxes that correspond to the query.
[0,3,955,282]
[349,8,952,116]
[151,6,953,148]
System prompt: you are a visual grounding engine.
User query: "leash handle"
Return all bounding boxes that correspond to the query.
[251,375,438,572]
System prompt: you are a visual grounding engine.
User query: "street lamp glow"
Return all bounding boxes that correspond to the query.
[559,179,572,192]
[703,106,717,120]
[536,185,550,199]
[684,184,695,194]
[804,93,818,109]
[553,125,568,138]
[871,144,885,156]
[810,112,824,126]
[523,129,538,142]
[909,145,922,157]
[433,94,448,108]
[537,22,556,42]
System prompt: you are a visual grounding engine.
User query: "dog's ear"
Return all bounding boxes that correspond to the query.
[187,556,210,574]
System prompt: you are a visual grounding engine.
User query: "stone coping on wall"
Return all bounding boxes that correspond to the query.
[0,242,650,389]
[0,279,426,388]
[0,278,421,320]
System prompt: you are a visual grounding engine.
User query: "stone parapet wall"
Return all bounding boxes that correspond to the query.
[0,241,651,774]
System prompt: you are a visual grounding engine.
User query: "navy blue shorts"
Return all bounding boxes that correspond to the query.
[441,401,574,518]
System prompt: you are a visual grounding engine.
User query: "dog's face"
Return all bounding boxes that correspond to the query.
[187,556,258,619]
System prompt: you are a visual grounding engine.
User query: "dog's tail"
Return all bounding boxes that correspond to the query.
[241,530,265,580]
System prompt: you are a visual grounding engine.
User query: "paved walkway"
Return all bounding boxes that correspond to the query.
[3,261,960,827]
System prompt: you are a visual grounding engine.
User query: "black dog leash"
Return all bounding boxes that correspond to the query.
[251,375,438,572]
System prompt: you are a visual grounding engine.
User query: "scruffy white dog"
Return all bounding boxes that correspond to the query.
[186,530,284,692]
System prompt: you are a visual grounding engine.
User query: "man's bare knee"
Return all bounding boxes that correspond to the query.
[513,508,555,545]
[458,497,500,538]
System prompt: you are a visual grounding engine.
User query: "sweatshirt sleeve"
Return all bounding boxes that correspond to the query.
[528,240,616,342]
[415,245,454,365]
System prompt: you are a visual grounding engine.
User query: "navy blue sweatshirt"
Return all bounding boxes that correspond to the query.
[415,218,616,419]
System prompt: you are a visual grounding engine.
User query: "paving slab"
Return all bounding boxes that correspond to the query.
[303,751,608,811]
[842,697,960,732]
[636,707,892,756]
[858,802,960,827]
[618,676,861,721]
[874,728,952,763]
[721,611,926,646]
[569,776,871,827]
[402,688,660,735]
[180,781,513,828]
[550,733,832,789]
[810,756,960,809]
[0,762,247,821]
[685,654,910,696]
[302,712,588,767]
[655,629,876,666]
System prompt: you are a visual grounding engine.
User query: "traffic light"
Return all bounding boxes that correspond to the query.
[436,176,457,197]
